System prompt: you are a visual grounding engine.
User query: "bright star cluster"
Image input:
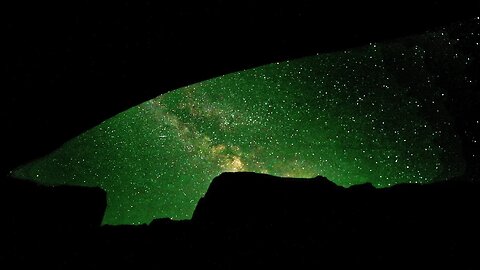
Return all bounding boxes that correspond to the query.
[13,18,479,225]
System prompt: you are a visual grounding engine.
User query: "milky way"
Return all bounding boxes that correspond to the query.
[13,18,479,224]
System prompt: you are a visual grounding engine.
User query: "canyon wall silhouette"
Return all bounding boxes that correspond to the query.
[2,173,479,269]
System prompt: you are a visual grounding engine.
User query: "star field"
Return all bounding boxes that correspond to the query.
[13,18,479,225]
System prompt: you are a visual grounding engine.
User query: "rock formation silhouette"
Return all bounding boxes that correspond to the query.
[1,173,479,269]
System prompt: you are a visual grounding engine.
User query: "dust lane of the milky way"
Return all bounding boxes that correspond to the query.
[13,18,479,224]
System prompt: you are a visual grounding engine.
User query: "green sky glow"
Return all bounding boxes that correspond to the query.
[14,21,478,225]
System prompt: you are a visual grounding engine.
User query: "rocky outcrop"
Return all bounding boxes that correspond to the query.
[1,176,106,230]
[2,173,479,269]
[193,172,480,229]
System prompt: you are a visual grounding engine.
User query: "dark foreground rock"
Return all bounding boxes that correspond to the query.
[1,173,479,269]
[0,177,107,268]
[1,177,106,230]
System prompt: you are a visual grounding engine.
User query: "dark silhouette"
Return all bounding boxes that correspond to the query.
[1,173,479,269]
[1,177,106,230]
[1,177,106,268]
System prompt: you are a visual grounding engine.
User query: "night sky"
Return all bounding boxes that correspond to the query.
[13,18,479,225]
